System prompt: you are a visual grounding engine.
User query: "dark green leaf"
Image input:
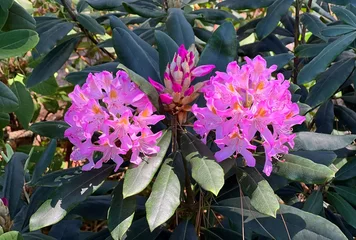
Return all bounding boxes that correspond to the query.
[256,0,294,40]
[315,100,334,134]
[0,29,39,59]
[193,27,212,42]
[303,190,323,215]
[0,112,9,128]
[48,219,81,240]
[125,217,163,240]
[86,0,124,10]
[146,158,181,231]
[291,150,336,166]
[297,31,356,84]
[123,130,171,198]
[273,154,335,184]
[155,30,179,79]
[77,0,89,13]
[0,81,18,113]
[306,59,355,108]
[335,157,356,180]
[29,121,70,139]
[216,0,274,10]
[333,185,356,206]
[191,9,238,24]
[327,192,356,229]
[10,81,34,128]
[0,231,23,240]
[324,0,356,5]
[321,25,356,37]
[180,133,224,196]
[30,76,58,96]
[77,13,105,35]
[26,37,80,87]
[122,2,166,18]
[22,232,56,240]
[0,8,9,31]
[202,228,242,240]
[236,167,279,217]
[166,8,195,48]
[197,22,237,81]
[300,13,327,41]
[334,105,356,133]
[2,152,26,219]
[31,167,81,187]
[170,220,197,240]
[295,43,328,58]
[108,181,136,240]
[332,6,356,27]
[264,53,294,70]
[0,0,14,10]
[29,164,114,230]
[293,132,356,151]
[2,2,35,31]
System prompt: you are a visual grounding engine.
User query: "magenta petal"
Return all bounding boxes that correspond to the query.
[172,82,182,92]
[184,86,194,96]
[191,65,215,77]
[148,77,165,92]
[160,93,173,104]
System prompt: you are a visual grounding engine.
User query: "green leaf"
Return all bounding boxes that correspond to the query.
[26,37,80,88]
[306,59,355,108]
[125,217,163,240]
[146,158,181,231]
[321,25,356,37]
[0,231,23,240]
[2,2,35,31]
[0,0,14,10]
[333,185,356,206]
[10,81,34,128]
[293,132,356,151]
[197,22,237,81]
[21,232,56,240]
[29,164,114,231]
[31,167,81,187]
[332,6,356,27]
[113,28,160,82]
[202,228,242,240]
[118,64,160,111]
[300,13,327,41]
[335,157,356,180]
[29,121,69,139]
[77,13,105,35]
[334,105,356,133]
[30,75,58,96]
[0,8,9,31]
[216,0,274,10]
[86,0,123,10]
[180,132,224,196]
[166,8,195,48]
[273,154,335,184]
[236,167,279,217]
[2,152,26,219]
[170,220,197,240]
[213,197,348,240]
[0,81,18,113]
[302,190,323,215]
[297,31,356,84]
[108,181,136,240]
[327,192,356,229]
[291,150,337,166]
[264,53,294,70]
[154,30,178,79]
[325,0,356,5]
[122,2,166,18]
[29,139,56,185]
[76,0,89,13]
[123,130,172,198]
[256,0,294,39]
[0,29,39,59]
[295,43,328,58]
[191,9,238,24]
[0,112,10,128]
[315,100,334,134]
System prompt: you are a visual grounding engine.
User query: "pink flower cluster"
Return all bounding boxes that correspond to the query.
[149,44,215,124]
[192,56,305,176]
[64,71,165,171]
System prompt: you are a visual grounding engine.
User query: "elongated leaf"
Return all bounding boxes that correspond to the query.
[118,64,160,111]
[30,76,58,96]
[155,30,179,79]
[334,105,356,133]
[203,228,242,240]
[123,130,171,198]
[191,9,238,24]
[197,22,237,81]
[273,154,335,184]
[236,167,279,217]
[303,190,323,215]
[293,132,356,151]
[1,152,27,219]
[31,167,81,187]
[297,31,356,84]
[335,157,356,180]
[166,8,195,48]
[146,158,180,231]
[0,29,39,59]
[213,197,348,240]
[29,121,69,139]
[48,219,81,240]
[264,53,294,70]
[22,232,55,240]
[29,164,114,230]
[26,37,79,87]
[10,81,34,128]
[306,59,355,108]
[295,43,328,58]
[180,133,224,196]
[125,217,163,240]
[0,112,10,128]
[291,150,336,166]
[321,25,356,37]
[0,8,9,31]
[0,0,14,10]
[86,0,124,10]
[332,6,356,27]
[77,13,105,35]
[256,0,294,39]
[170,220,197,240]
[108,182,136,240]
[2,2,35,31]
[29,139,56,185]
[333,185,356,206]
[0,81,19,113]
[216,0,274,10]
[324,0,356,5]
[123,2,166,18]
[300,13,327,41]
[327,192,356,229]
[0,231,23,240]
[315,100,334,134]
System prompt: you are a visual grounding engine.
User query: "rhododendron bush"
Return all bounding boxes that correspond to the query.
[1,0,356,239]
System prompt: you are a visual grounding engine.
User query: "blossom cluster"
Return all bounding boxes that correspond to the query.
[191,56,305,176]
[64,71,165,171]
[149,44,215,124]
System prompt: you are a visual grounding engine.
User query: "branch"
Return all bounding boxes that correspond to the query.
[293,0,301,83]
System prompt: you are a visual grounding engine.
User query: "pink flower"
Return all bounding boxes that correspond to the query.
[191,56,305,176]
[149,45,215,124]
[64,71,165,171]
